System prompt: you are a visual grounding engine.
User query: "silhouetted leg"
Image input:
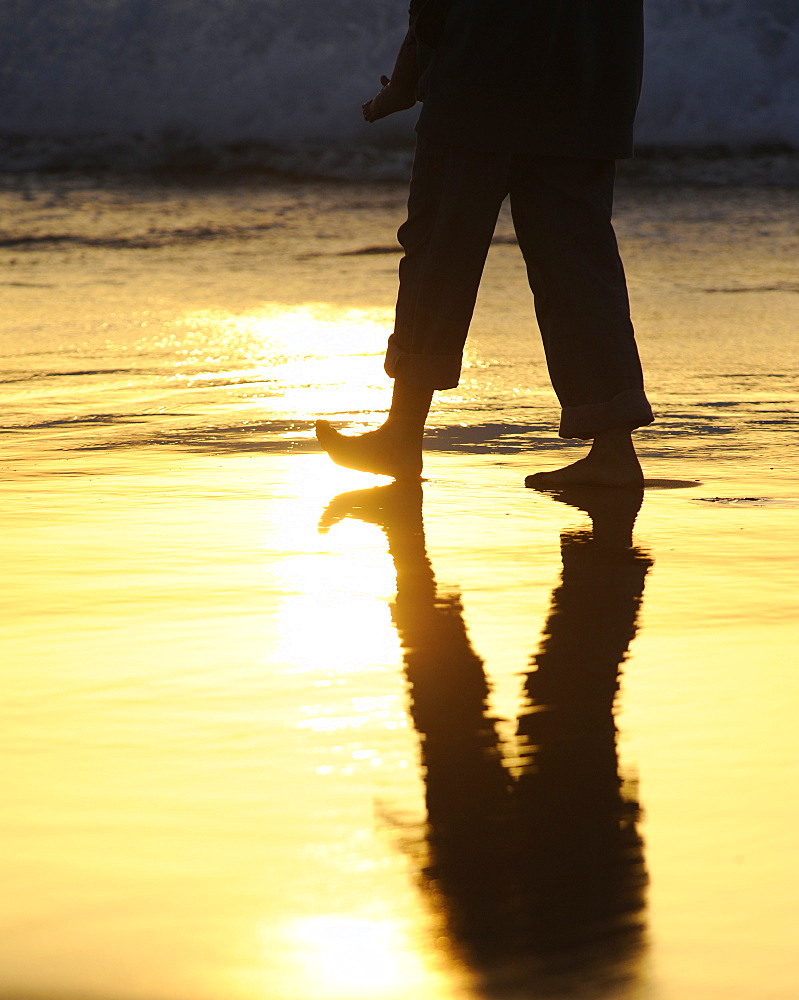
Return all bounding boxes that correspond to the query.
[385,136,510,389]
[510,157,653,440]
[317,139,509,476]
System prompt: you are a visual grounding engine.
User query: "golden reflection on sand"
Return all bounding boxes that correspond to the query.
[319,480,651,996]
[2,452,798,1000]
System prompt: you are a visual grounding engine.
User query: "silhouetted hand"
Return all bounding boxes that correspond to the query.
[363,74,417,122]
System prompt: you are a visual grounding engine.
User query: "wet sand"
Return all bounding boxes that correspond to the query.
[1,176,798,999]
[3,446,798,1000]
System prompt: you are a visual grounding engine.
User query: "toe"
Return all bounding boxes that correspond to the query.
[315,419,340,447]
[525,471,561,489]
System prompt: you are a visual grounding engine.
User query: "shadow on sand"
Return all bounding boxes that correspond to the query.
[319,483,653,997]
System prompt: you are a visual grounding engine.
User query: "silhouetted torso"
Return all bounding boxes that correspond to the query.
[413,0,645,158]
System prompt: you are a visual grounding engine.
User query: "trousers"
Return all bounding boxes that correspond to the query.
[384,136,654,439]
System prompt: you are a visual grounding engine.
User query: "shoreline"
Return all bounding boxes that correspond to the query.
[1,146,798,188]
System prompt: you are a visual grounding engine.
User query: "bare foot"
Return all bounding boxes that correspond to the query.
[525,428,644,489]
[525,454,644,489]
[315,420,422,479]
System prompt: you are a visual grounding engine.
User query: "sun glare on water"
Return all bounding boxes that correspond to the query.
[168,302,395,427]
[282,915,431,999]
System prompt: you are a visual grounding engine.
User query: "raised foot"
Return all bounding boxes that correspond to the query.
[315,420,422,479]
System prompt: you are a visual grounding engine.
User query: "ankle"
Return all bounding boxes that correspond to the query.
[589,427,637,461]
[386,379,433,432]
[383,414,425,442]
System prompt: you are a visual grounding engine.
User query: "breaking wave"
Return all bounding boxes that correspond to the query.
[1,0,797,176]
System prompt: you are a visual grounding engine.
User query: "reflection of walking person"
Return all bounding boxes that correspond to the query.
[319,483,652,988]
[316,1,654,486]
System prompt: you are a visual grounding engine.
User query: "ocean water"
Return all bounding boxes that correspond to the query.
[1,171,798,1000]
[1,0,799,175]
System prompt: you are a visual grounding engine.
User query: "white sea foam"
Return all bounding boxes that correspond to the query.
[638,0,799,148]
[1,0,797,174]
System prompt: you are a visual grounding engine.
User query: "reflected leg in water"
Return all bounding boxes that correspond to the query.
[319,484,652,995]
[321,484,514,964]
[515,488,652,981]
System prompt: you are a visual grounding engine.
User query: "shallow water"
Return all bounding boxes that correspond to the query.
[1,176,798,1000]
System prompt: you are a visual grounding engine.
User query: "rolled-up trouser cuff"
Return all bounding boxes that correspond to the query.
[559,388,654,440]
[384,336,461,390]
